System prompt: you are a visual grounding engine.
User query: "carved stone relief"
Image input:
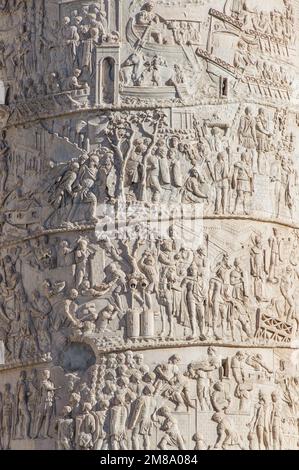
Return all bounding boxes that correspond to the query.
[1,0,299,450]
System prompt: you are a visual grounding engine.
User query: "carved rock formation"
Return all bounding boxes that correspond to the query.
[0,0,299,450]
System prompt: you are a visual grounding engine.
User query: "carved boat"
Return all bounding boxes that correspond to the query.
[126,17,186,60]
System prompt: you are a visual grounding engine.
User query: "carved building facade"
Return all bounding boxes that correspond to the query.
[0,0,299,450]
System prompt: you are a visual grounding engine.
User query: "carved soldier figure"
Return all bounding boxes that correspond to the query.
[250,234,267,301]
[0,131,9,197]
[268,228,282,284]
[55,406,74,450]
[35,370,56,439]
[229,259,251,341]
[210,381,231,413]
[74,238,94,290]
[232,153,254,215]
[182,168,208,204]
[2,383,14,450]
[181,262,206,340]
[186,363,211,411]
[192,432,208,450]
[231,351,253,412]
[129,384,156,450]
[270,392,283,450]
[208,266,229,340]
[247,391,270,450]
[156,406,186,450]
[212,412,245,450]
[135,2,163,44]
[60,16,80,74]
[238,107,257,164]
[108,393,128,450]
[214,152,230,214]
[255,108,272,175]
[15,370,30,439]
[76,402,96,450]
[27,369,39,438]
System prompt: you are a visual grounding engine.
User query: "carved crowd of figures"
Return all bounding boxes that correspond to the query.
[230,0,295,49]
[0,369,56,449]
[1,219,299,366]
[1,1,114,105]
[11,105,292,225]
[2,349,298,450]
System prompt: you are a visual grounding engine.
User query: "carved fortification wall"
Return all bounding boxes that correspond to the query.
[0,0,299,451]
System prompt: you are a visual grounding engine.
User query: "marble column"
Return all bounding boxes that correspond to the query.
[0,0,299,450]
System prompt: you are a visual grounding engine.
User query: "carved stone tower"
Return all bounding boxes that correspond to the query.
[1,0,299,451]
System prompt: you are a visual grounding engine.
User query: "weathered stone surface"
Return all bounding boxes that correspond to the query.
[0,0,299,450]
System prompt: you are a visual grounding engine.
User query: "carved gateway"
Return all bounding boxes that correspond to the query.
[1,0,299,450]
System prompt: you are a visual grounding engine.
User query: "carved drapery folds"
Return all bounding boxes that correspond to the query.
[0,0,299,450]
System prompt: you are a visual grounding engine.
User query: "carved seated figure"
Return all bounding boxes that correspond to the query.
[135,2,163,44]
[63,69,88,92]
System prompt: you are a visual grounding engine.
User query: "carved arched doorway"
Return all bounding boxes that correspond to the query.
[101,57,115,105]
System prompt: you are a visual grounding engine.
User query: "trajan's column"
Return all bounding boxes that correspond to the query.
[0,0,299,451]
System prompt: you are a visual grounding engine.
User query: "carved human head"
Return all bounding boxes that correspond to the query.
[211,412,223,423]
[70,162,80,171]
[62,406,72,417]
[78,238,88,249]
[157,406,171,417]
[214,381,224,392]
[134,353,144,365]
[236,350,244,361]
[73,68,81,78]
[192,432,204,442]
[126,350,134,364]
[69,392,81,406]
[217,152,225,162]
[116,353,126,366]
[129,275,139,289]
[63,16,71,26]
[98,399,109,411]
[82,402,92,413]
[74,16,83,26]
[169,136,179,148]
[190,168,199,178]
[245,106,252,116]
[169,354,181,365]
[43,369,51,380]
[187,262,197,277]
[70,289,79,300]
[20,370,27,380]
[142,2,154,12]
[258,390,266,403]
